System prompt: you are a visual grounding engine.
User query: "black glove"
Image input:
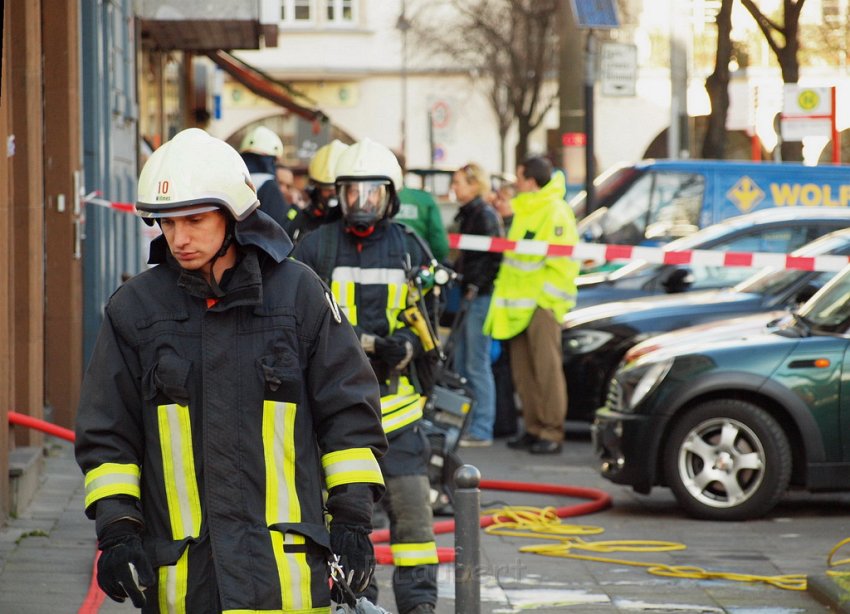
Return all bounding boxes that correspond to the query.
[97,519,155,608]
[373,334,414,371]
[330,523,375,594]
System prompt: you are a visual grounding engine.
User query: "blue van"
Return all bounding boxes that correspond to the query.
[573,160,850,246]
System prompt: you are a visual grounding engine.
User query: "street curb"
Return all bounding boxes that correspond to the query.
[808,574,850,613]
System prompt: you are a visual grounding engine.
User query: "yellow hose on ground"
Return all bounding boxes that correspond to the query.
[483,505,808,591]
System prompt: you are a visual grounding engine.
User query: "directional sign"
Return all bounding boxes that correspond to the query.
[600,42,637,97]
[570,0,619,29]
[782,85,832,117]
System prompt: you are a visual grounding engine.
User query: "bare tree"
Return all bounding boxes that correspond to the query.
[409,0,559,170]
[740,0,807,161]
[701,0,734,159]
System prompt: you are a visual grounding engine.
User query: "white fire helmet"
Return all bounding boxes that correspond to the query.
[136,128,259,223]
[239,125,284,158]
[334,139,403,231]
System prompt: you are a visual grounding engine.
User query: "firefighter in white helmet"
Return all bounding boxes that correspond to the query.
[287,139,349,243]
[294,139,439,614]
[75,127,387,612]
[239,125,291,230]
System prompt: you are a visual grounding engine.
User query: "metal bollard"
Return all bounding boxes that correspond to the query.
[453,464,481,614]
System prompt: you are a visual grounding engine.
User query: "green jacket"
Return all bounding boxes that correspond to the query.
[484,172,579,339]
[395,187,449,261]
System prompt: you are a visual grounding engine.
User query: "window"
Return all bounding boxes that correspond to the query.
[326,0,355,24]
[281,0,314,24]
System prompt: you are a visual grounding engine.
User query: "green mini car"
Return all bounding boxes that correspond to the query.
[592,262,850,520]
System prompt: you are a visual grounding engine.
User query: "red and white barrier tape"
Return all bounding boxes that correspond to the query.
[82,191,135,213]
[448,233,850,273]
[78,196,850,274]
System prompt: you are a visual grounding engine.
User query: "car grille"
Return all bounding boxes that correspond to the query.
[606,378,624,412]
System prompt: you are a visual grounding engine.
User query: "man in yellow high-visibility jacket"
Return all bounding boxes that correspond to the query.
[484,156,579,454]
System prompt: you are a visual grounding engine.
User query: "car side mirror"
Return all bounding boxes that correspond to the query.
[661,266,694,293]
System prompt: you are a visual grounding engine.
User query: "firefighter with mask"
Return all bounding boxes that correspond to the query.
[75,128,387,613]
[287,139,349,243]
[294,139,439,614]
[239,125,291,230]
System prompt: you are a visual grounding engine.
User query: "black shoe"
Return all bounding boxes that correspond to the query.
[506,432,538,450]
[404,604,436,614]
[530,439,562,454]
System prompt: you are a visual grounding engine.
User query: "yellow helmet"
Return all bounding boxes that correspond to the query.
[136,128,259,222]
[239,125,284,158]
[308,140,349,185]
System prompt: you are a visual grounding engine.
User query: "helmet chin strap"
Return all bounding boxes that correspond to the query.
[205,218,236,297]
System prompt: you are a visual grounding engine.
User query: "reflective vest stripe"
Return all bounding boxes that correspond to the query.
[492,297,537,309]
[380,395,422,433]
[331,280,357,325]
[269,531,311,611]
[322,448,384,490]
[332,266,406,286]
[390,541,439,566]
[385,283,408,333]
[503,256,545,272]
[84,462,141,509]
[262,400,313,610]
[158,404,202,540]
[158,549,189,614]
[542,282,576,302]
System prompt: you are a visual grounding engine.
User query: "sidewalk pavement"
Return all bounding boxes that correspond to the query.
[1,436,849,613]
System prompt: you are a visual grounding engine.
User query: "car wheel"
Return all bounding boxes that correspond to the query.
[663,399,791,521]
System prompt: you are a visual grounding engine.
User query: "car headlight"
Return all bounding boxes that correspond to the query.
[618,358,673,411]
[564,329,614,354]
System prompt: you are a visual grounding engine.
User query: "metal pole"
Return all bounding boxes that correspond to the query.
[584,30,596,214]
[454,464,481,614]
[398,0,409,160]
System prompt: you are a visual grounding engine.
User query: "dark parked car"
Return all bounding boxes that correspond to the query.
[577,207,850,308]
[592,262,850,520]
[563,227,850,422]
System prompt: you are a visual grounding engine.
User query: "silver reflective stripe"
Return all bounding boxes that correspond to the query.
[542,282,576,302]
[493,297,537,309]
[250,172,275,187]
[503,256,544,272]
[332,266,406,285]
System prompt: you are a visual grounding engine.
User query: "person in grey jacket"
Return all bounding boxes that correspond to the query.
[75,128,387,613]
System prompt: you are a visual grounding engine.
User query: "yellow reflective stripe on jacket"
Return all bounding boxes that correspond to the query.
[156,404,201,614]
[262,400,313,611]
[542,282,576,303]
[158,549,190,614]
[332,266,406,286]
[84,462,141,509]
[385,282,408,334]
[223,608,328,613]
[380,395,422,433]
[269,531,312,611]
[391,541,439,566]
[158,404,202,540]
[322,448,384,490]
[502,255,544,272]
[331,280,357,325]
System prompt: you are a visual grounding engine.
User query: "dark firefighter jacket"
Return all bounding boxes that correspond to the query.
[75,210,387,613]
[293,219,433,439]
[242,152,291,230]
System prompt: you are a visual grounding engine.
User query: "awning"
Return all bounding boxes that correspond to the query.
[207,50,328,125]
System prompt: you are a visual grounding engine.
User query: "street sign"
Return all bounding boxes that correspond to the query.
[781,118,832,141]
[782,85,832,117]
[600,42,637,97]
[570,0,619,29]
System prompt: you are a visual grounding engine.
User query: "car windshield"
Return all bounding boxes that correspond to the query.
[733,229,850,296]
[606,218,759,281]
[796,265,850,333]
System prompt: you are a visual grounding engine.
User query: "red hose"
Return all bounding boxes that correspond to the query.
[8,411,75,442]
[372,478,612,564]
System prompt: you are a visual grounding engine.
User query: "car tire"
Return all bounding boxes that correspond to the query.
[663,399,791,521]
